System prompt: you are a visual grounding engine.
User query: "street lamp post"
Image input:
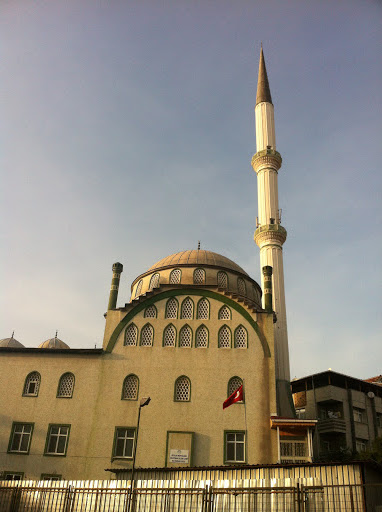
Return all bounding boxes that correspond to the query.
[128,397,151,512]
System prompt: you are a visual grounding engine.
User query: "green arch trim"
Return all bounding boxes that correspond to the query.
[105,289,271,356]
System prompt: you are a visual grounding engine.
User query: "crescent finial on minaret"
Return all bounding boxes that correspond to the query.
[256,46,273,106]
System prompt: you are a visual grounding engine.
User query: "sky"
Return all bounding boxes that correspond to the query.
[1,0,381,380]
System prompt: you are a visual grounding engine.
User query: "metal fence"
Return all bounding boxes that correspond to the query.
[0,480,381,511]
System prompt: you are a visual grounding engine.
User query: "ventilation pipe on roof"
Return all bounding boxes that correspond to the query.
[108,262,123,310]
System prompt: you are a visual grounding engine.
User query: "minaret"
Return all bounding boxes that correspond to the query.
[252,47,294,417]
[108,262,123,310]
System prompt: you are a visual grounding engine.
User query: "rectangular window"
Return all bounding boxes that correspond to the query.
[296,408,306,419]
[4,472,24,481]
[224,431,245,463]
[8,423,33,454]
[41,474,62,481]
[353,408,364,423]
[113,427,136,459]
[356,439,367,452]
[45,425,70,456]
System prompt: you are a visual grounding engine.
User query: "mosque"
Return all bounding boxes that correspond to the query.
[0,49,315,481]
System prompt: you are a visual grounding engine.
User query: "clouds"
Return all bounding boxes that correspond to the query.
[1,1,381,378]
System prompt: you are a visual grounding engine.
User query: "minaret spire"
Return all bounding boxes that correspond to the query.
[256,46,273,106]
[252,46,294,417]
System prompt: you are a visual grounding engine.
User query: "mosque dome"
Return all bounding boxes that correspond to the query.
[131,249,262,307]
[38,337,70,349]
[148,250,249,275]
[0,337,24,348]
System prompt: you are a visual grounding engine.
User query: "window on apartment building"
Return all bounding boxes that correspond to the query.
[4,472,24,481]
[41,474,62,481]
[353,408,365,423]
[113,427,136,458]
[224,431,246,463]
[8,423,34,454]
[318,402,343,420]
[45,425,70,456]
[356,439,367,453]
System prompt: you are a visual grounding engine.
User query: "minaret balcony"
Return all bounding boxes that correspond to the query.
[254,224,287,247]
[251,148,282,173]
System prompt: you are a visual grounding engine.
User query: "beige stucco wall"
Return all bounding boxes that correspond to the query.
[0,289,277,481]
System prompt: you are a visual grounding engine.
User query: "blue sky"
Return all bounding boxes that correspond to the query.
[1,0,381,379]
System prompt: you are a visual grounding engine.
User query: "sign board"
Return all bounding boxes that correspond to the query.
[169,449,189,464]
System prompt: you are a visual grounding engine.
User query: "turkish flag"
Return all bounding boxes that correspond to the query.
[223,385,244,409]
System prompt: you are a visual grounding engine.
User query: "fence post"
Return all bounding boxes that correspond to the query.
[63,484,72,512]
[349,485,355,512]
[296,483,301,512]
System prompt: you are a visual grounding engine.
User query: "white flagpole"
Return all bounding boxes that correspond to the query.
[243,379,248,461]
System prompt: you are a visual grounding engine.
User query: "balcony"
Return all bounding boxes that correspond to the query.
[317,418,347,434]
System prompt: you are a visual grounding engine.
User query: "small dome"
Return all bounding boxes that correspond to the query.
[39,338,70,349]
[148,250,249,276]
[0,337,24,348]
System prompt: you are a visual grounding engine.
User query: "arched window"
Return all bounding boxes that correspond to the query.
[140,324,153,346]
[218,305,231,320]
[195,325,208,348]
[135,280,143,298]
[125,324,138,346]
[57,373,75,398]
[149,273,160,290]
[122,375,139,400]
[234,325,248,348]
[144,305,157,318]
[237,277,246,295]
[179,325,192,348]
[228,376,244,402]
[217,271,228,289]
[193,268,205,284]
[175,376,191,402]
[163,324,176,347]
[169,269,181,284]
[23,372,41,396]
[197,298,209,319]
[218,326,231,348]
[165,298,178,319]
[180,297,194,319]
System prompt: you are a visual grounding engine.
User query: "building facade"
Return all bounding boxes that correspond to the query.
[0,49,309,482]
[291,370,382,459]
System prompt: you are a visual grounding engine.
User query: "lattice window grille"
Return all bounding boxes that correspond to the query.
[125,324,138,346]
[144,306,157,318]
[219,306,231,320]
[149,273,160,290]
[197,299,209,319]
[175,377,190,401]
[57,374,74,398]
[165,298,178,319]
[218,271,228,288]
[135,280,143,298]
[219,326,231,348]
[169,269,181,284]
[193,268,205,284]
[24,372,40,396]
[179,326,192,348]
[181,298,193,319]
[141,324,153,346]
[238,278,246,295]
[235,326,247,348]
[164,325,176,347]
[228,377,243,397]
[196,326,208,348]
[122,376,138,400]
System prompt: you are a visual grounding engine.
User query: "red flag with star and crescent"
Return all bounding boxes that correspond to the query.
[223,384,244,409]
